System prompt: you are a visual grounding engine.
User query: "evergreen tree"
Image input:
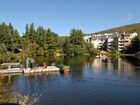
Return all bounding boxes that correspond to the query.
[68,29,86,55]
[0,22,20,52]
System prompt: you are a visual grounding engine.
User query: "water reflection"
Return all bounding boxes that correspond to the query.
[35,56,64,66]
[23,72,60,86]
[89,57,140,78]
[0,75,17,103]
[0,56,140,105]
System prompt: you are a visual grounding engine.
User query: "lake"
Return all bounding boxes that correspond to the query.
[0,56,140,105]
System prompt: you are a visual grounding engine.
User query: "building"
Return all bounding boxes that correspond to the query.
[84,32,138,52]
[114,32,138,52]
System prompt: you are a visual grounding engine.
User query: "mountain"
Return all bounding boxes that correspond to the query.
[92,23,140,34]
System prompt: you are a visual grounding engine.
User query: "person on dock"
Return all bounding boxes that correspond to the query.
[43,62,47,69]
[25,58,29,69]
[29,57,35,69]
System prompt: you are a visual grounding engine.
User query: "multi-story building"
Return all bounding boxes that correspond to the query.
[83,35,92,43]
[84,32,138,52]
[84,33,110,49]
[106,34,116,51]
[114,32,138,52]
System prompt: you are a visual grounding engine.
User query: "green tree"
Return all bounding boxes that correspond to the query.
[24,23,36,43]
[69,29,85,46]
[126,35,140,53]
[67,29,86,55]
[45,28,59,55]
[37,47,44,56]
[0,23,20,52]
[63,37,74,55]
[23,43,38,57]
[86,43,97,55]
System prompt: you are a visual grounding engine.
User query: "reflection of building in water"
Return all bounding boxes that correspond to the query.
[106,57,134,75]
[117,58,134,76]
[91,58,109,73]
[91,57,135,76]
[91,58,102,70]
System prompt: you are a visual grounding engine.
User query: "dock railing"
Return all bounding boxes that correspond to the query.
[1,63,20,70]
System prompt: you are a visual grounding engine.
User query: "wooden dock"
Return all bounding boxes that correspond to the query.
[0,63,60,74]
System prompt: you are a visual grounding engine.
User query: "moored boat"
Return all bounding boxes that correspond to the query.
[59,65,70,73]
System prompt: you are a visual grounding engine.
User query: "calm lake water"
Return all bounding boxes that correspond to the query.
[0,56,140,105]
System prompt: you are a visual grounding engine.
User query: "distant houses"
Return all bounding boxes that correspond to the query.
[83,32,138,52]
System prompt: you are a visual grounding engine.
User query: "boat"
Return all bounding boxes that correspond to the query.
[59,64,70,73]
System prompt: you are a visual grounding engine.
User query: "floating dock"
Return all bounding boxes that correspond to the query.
[0,63,60,74]
[23,66,60,73]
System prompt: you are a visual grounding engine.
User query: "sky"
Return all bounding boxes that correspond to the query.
[0,0,140,36]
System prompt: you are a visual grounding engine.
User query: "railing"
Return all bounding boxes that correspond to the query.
[1,63,20,70]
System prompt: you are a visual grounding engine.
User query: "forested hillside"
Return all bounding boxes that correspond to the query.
[95,23,140,34]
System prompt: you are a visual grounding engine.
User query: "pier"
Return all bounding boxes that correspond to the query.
[0,63,60,74]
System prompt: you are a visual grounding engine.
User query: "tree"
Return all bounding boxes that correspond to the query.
[66,29,86,55]
[63,37,74,55]
[69,29,85,46]
[126,35,140,53]
[23,43,38,57]
[0,23,20,52]
[24,23,36,43]
[45,28,59,55]
[86,43,97,55]
[37,47,44,56]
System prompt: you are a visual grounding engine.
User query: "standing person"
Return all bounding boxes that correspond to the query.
[31,57,35,69]
[30,57,35,69]
[25,58,29,69]
[29,57,32,69]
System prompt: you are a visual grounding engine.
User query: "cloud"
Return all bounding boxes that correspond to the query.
[122,14,133,21]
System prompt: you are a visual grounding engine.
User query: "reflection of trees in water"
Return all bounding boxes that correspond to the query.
[33,56,140,78]
[86,56,96,67]
[0,75,16,103]
[27,73,48,86]
[64,56,94,80]
[122,56,140,76]
[28,56,94,80]
[99,56,140,77]
[0,74,42,104]
[63,56,90,66]
[0,75,16,86]
[35,55,94,67]
[35,56,63,66]
[26,72,60,87]
[122,56,140,67]
[90,56,140,77]
[110,56,120,70]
